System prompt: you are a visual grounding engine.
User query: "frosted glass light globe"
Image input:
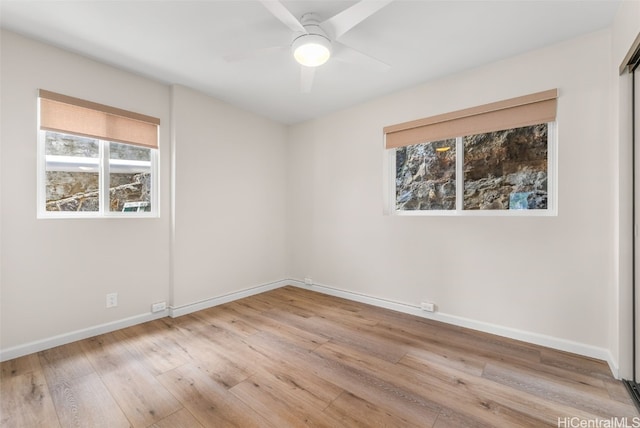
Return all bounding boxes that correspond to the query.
[292,34,331,67]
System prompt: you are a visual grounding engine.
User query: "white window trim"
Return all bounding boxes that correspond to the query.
[37,130,160,219]
[384,122,558,217]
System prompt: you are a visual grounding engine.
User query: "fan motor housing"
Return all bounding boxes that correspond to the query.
[291,13,332,67]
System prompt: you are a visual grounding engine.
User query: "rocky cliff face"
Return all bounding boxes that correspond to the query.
[395,124,547,211]
[463,124,547,210]
[396,139,456,210]
[46,172,150,212]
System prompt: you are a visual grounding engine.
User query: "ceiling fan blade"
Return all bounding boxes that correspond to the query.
[259,0,307,34]
[322,0,394,40]
[223,45,287,63]
[333,42,390,72]
[300,66,315,93]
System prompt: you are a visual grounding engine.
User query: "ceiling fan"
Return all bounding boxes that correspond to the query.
[226,0,394,93]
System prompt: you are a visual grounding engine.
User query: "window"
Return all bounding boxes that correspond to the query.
[463,124,548,211]
[395,138,457,210]
[37,90,159,217]
[385,90,557,215]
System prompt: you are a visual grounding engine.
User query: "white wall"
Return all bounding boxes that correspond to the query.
[287,30,615,361]
[612,0,640,379]
[171,85,288,309]
[0,30,172,350]
[0,32,289,357]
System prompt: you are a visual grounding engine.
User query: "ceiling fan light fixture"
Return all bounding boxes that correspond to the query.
[292,34,331,67]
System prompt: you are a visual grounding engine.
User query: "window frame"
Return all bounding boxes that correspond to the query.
[37,130,159,219]
[385,122,557,217]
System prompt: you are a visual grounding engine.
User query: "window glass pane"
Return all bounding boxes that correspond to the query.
[45,131,99,212]
[463,124,547,210]
[109,142,152,212]
[396,139,456,210]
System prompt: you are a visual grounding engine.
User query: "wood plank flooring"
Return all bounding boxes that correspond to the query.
[1,285,637,427]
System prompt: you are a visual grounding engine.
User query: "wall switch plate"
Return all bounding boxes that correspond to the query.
[304,277,313,285]
[106,293,118,308]
[420,302,435,312]
[151,302,167,313]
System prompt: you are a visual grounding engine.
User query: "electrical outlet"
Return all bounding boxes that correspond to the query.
[304,277,313,285]
[151,301,167,313]
[420,301,435,312]
[106,293,118,308]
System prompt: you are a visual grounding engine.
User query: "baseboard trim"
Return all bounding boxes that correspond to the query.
[606,351,620,379]
[169,279,288,317]
[288,279,620,378]
[0,310,168,362]
[1,277,620,379]
[0,280,287,362]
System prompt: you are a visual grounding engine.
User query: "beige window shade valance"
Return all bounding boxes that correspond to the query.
[39,89,160,149]
[384,89,558,149]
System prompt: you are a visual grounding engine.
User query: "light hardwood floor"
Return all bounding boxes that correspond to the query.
[1,286,637,427]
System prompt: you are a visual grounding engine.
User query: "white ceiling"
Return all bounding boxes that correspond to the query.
[0,0,620,124]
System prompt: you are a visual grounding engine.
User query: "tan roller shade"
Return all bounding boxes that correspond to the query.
[39,89,160,149]
[384,89,557,149]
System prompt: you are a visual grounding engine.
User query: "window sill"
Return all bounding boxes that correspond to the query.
[37,212,160,219]
[391,209,557,217]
